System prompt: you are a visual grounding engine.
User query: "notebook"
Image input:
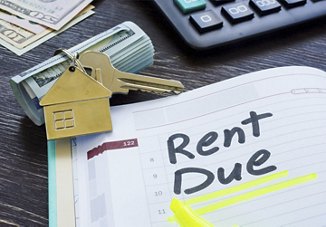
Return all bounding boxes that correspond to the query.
[49,66,326,227]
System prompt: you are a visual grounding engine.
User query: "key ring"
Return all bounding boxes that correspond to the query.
[54,48,86,73]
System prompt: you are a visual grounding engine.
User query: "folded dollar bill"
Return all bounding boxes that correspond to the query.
[0,0,93,30]
[10,21,154,126]
[0,5,95,56]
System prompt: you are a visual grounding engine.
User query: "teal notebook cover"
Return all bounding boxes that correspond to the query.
[48,140,57,227]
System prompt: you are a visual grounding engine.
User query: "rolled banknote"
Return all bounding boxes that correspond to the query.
[10,21,154,126]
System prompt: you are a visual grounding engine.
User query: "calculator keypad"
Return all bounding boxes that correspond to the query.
[249,0,282,15]
[279,0,307,8]
[210,0,236,4]
[190,10,223,32]
[154,0,326,49]
[221,3,254,23]
[174,0,206,13]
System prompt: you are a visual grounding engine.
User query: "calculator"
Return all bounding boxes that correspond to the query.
[153,0,326,50]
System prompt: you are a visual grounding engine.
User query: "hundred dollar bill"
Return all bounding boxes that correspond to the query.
[10,21,154,126]
[0,0,92,30]
[0,4,94,33]
[0,5,94,55]
[0,9,46,33]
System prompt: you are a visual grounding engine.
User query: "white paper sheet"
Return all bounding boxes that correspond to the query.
[73,66,326,227]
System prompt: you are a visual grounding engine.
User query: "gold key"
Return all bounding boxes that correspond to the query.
[79,51,184,95]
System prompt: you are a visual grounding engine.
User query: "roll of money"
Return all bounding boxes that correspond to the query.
[10,21,154,126]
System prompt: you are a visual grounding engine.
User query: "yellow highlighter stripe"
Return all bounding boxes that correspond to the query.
[186,170,289,205]
[195,173,317,216]
[170,198,214,227]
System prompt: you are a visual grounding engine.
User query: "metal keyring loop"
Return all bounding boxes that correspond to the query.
[54,48,86,73]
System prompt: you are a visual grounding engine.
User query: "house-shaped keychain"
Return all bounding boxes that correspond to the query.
[40,66,112,140]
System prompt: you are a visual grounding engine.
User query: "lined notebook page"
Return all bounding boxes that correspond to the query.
[73,66,326,227]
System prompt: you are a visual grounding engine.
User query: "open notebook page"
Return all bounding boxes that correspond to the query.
[72,66,326,227]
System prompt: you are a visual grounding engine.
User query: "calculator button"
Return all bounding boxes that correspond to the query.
[210,0,236,5]
[250,0,281,15]
[279,0,306,8]
[190,10,223,33]
[174,0,206,14]
[222,3,254,23]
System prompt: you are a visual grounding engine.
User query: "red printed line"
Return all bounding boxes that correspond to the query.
[87,138,138,160]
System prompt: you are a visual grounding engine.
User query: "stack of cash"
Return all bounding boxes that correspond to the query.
[0,0,95,55]
[10,21,155,125]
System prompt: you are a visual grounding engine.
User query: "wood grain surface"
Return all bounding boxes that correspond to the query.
[0,0,325,226]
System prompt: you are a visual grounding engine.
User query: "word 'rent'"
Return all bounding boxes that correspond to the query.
[167,111,276,195]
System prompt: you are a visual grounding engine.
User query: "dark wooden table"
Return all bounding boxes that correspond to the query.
[0,0,325,226]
